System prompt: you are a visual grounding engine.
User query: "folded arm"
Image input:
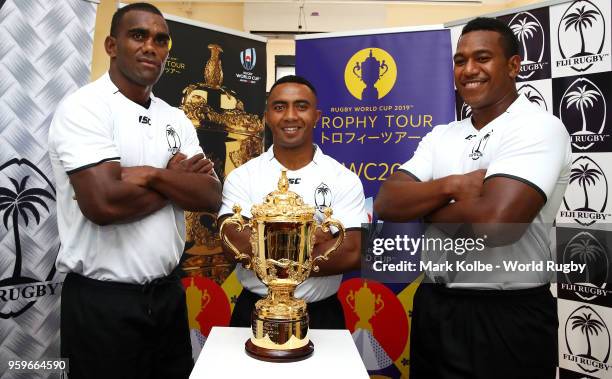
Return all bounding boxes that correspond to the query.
[374,169,486,222]
[427,176,545,245]
[122,153,222,213]
[69,161,168,225]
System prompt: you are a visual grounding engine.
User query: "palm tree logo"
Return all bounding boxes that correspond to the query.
[566,84,601,136]
[565,306,610,374]
[563,156,608,227]
[563,5,599,57]
[518,84,547,110]
[557,0,605,73]
[563,232,608,301]
[568,235,605,284]
[166,125,181,154]
[0,175,55,286]
[571,312,606,360]
[510,16,540,63]
[314,183,331,211]
[569,163,601,213]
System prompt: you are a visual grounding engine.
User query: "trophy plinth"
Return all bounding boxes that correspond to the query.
[220,170,345,362]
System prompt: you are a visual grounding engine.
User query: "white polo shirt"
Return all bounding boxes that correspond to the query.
[400,94,572,289]
[220,145,368,302]
[48,73,203,284]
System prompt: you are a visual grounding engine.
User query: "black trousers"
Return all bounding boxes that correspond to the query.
[230,288,346,329]
[61,272,193,379]
[409,283,558,379]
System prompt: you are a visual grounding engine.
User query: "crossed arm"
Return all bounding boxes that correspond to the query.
[70,153,222,226]
[374,170,545,245]
[218,215,361,277]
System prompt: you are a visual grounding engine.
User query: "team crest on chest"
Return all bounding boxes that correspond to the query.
[468,130,493,160]
[314,183,331,211]
[166,125,181,155]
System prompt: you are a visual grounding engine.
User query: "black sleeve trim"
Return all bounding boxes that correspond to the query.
[484,173,547,203]
[67,157,120,175]
[396,169,422,182]
[345,227,365,232]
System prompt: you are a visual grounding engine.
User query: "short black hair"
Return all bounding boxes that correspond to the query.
[269,75,317,98]
[110,2,164,37]
[461,17,519,58]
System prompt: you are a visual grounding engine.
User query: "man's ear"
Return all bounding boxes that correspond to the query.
[105,36,117,58]
[316,109,322,124]
[508,54,521,79]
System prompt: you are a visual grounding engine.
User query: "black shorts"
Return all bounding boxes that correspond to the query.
[61,272,193,379]
[230,288,346,329]
[410,283,558,379]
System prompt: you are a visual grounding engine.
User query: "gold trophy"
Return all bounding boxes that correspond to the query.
[219,170,345,362]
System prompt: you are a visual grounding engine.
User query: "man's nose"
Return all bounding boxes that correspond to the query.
[284,106,298,120]
[142,37,156,55]
[463,59,479,76]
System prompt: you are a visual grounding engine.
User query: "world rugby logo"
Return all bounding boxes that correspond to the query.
[518,84,548,110]
[557,0,606,72]
[509,11,546,80]
[240,48,256,71]
[562,231,608,301]
[564,305,611,373]
[561,156,609,227]
[559,77,607,151]
[0,158,60,319]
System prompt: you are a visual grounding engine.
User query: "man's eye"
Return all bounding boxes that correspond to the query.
[133,32,145,40]
[274,105,285,111]
[477,56,491,62]
[454,59,465,66]
[156,37,169,46]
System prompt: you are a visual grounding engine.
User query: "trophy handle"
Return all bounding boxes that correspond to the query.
[202,289,211,310]
[374,294,385,315]
[352,62,362,79]
[312,208,345,272]
[346,290,356,311]
[219,204,253,268]
[379,60,388,78]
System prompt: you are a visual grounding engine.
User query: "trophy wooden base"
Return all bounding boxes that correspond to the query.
[245,339,314,363]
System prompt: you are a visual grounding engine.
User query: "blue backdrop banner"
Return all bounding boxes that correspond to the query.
[296,28,456,200]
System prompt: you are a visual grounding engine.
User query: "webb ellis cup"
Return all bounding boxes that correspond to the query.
[219,170,345,361]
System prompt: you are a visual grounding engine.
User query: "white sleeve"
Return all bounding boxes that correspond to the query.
[397,127,437,182]
[219,168,253,219]
[485,115,571,201]
[177,110,204,158]
[49,96,120,174]
[331,172,368,230]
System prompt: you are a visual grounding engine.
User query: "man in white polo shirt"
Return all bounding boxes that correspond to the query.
[219,75,367,329]
[375,18,571,379]
[48,3,221,378]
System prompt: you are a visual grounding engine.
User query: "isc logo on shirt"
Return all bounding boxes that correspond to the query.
[138,115,151,125]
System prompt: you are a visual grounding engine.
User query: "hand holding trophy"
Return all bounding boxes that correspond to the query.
[219,170,345,362]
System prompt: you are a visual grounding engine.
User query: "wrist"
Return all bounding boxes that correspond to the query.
[441,175,458,200]
[146,166,162,188]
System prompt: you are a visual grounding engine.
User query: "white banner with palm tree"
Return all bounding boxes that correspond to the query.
[0,0,97,376]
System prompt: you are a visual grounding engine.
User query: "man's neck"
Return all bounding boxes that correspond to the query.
[471,91,519,130]
[273,144,315,171]
[108,68,152,106]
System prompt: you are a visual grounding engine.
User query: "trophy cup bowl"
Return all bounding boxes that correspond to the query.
[219,170,345,362]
